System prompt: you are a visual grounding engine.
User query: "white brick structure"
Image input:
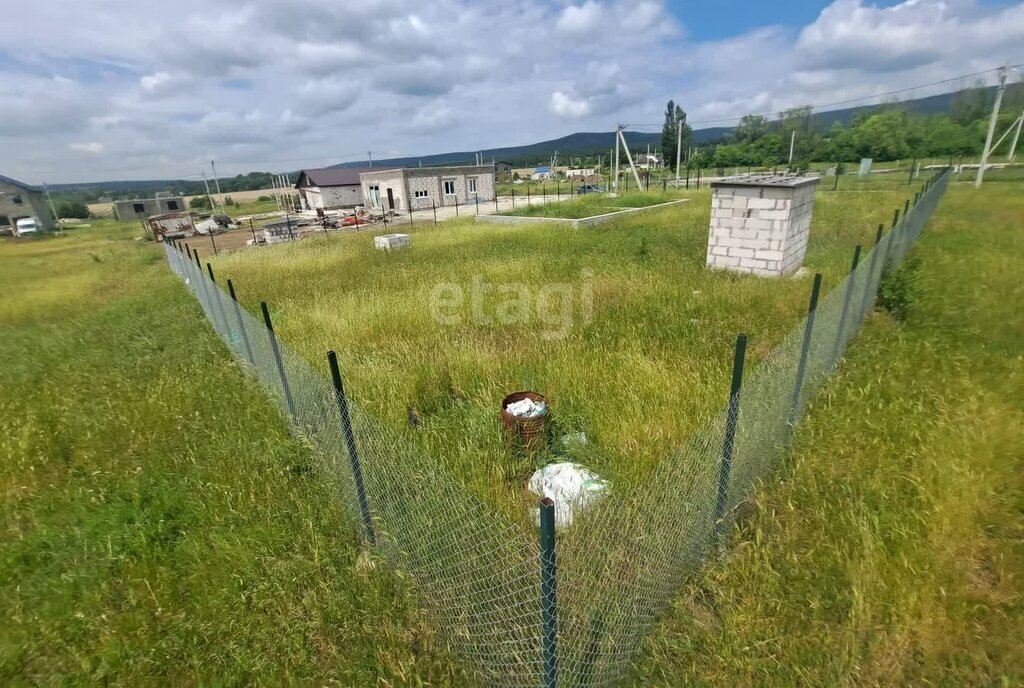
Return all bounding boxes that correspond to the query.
[360,165,495,212]
[706,175,820,277]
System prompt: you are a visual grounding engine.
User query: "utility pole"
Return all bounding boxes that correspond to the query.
[788,130,796,165]
[675,114,682,183]
[613,130,620,190]
[42,182,59,226]
[269,174,281,211]
[1009,110,1024,163]
[210,160,225,214]
[617,127,643,189]
[976,66,1008,188]
[201,172,217,212]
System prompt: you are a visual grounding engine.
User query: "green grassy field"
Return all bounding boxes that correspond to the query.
[498,191,684,219]
[634,181,1024,686]
[2,179,1021,684]
[207,181,924,521]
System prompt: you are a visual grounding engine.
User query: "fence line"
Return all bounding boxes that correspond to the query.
[163,169,950,687]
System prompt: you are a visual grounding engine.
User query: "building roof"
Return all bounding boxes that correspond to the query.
[0,174,43,193]
[534,166,551,173]
[711,174,821,189]
[296,168,373,188]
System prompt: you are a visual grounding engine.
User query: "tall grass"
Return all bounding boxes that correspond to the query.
[210,183,917,519]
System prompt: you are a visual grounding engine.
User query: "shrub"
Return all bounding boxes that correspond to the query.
[189,196,212,210]
[224,196,236,206]
[877,253,921,321]
[257,195,273,202]
[56,201,90,219]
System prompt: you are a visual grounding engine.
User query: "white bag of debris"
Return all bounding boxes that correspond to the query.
[528,462,608,528]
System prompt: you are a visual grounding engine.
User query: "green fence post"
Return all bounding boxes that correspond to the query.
[715,334,747,537]
[328,350,375,544]
[831,245,863,365]
[859,225,885,320]
[205,262,229,336]
[539,497,558,688]
[226,279,255,366]
[260,301,296,424]
[787,274,823,432]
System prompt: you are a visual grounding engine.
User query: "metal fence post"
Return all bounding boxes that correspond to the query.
[511,189,515,210]
[409,206,414,227]
[433,200,438,224]
[831,245,862,365]
[787,274,822,432]
[685,167,690,189]
[327,351,376,544]
[859,224,884,319]
[891,207,900,229]
[260,301,296,423]
[539,497,558,688]
[205,262,229,335]
[455,197,459,217]
[226,279,255,366]
[209,230,218,255]
[903,199,910,219]
[715,334,747,537]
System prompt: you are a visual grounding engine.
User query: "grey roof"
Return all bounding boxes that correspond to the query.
[296,168,373,188]
[711,174,821,188]
[0,174,43,192]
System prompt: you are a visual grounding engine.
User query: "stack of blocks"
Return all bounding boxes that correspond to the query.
[374,233,411,251]
[706,175,820,277]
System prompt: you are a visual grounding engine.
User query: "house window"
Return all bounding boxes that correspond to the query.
[12,195,22,205]
[414,190,428,198]
[167,200,179,210]
[443,179,456,195]
[133,203,145,213]
[368,184,381,208]
[467,177,477,195]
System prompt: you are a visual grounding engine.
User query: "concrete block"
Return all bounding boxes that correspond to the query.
[374,233,411,250]
[729,246,755,259]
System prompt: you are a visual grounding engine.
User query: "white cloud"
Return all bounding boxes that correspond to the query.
[70,142,105,154]
[556,1,603,35]
[0,0,1022,183]
[550,91,592,117]
[410,105,457,132]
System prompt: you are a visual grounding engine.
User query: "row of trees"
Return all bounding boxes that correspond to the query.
[660,83,1023,171]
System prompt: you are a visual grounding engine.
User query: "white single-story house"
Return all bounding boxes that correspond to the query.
[359,165,496,212]
[294,168,373,210]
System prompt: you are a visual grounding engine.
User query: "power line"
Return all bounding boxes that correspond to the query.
[625,63,1023,129]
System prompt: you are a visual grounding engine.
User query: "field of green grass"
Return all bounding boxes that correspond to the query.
[498,190,684,219]
[3,179,1021,685]
[206,181,922,521]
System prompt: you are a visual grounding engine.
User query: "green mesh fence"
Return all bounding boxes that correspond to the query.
[163,169,950,687]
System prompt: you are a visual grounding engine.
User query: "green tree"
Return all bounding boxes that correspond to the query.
[661,100,692,172]
[731,115,770,144]
[189,195,212,210]
[56,201,90,219]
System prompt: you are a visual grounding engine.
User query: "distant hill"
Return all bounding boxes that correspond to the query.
[46,83,1008,195]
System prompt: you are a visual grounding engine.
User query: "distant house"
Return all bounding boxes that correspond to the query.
[294,168,369,210]
[565,168,597,179]
[493,160,513,181]
[634,154,661,170]
[532,166,552,181]
[0,174,55,230]
[359,165,495,212]
[113,196,184,221]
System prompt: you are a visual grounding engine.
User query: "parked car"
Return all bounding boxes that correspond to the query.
[15,217,39,235]
[575,185,606,195]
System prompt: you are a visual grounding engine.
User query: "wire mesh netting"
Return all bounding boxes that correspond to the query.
[163,169,950,687]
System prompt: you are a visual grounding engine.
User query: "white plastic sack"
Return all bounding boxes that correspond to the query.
[506,398,547,418]
[528,462,608,528]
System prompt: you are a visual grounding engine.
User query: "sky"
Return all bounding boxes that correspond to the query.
[2,0,1023,184]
